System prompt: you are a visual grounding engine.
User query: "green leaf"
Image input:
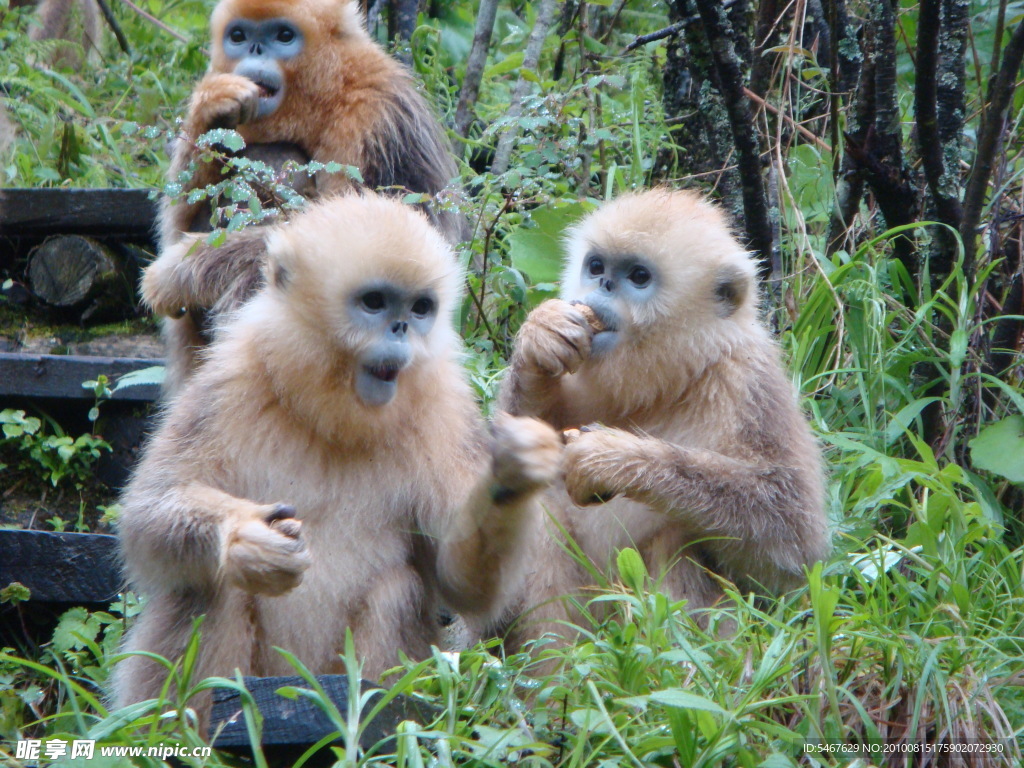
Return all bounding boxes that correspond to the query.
[616,547,647,594]
[114,366,166,392]
[969,415,1024,483]
[484,52,524,78]
[650,689,730,717]
[1,581,31,605]
[508,202,590,284]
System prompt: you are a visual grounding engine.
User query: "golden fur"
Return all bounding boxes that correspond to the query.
[144,0,462,393]
[113,194,559,717]
[499,188,829,646]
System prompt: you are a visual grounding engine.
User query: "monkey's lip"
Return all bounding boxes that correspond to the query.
[365,362,402,383]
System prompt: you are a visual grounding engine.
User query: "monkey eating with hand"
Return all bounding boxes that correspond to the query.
[498,188,829,648]
[143,0,464,393]
[112,193,561,718]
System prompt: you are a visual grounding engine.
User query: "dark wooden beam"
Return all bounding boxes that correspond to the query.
[0,530,120,604]
[0,189,158,244]
[0,353,163,401]
[211,675,438,765]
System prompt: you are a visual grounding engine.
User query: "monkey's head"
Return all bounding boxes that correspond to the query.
[210,0,366,121]
[562,188,759,364]
[264,193,462,407]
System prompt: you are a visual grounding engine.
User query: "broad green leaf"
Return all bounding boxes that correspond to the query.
[969,415,1024,483]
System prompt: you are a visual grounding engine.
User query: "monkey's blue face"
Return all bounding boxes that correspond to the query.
[222,18,304,118]
[348,282,438,406]
[577,251,657,356]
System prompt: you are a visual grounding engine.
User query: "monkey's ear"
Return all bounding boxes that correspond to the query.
[264,229,295,292]
[713,264,751,317]
[271,262,291,291]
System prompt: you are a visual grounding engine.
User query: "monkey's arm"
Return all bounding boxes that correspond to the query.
[563,428,829,590]
[431,414,561,617]
[142,228,268,317]
[498,299,593,425]
[119,475,310,597]
[161,73,263,243]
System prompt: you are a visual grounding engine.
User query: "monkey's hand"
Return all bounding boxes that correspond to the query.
[489,412,563,505]
[512,299,593,378]
[224,503,312,596]
[141,237,199,317]
[564,426,649,507]
[186,73,262,138]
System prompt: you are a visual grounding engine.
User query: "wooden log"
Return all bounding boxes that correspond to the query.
[0,352,163,401]
[0,530,120,604]
[27,235,137,321]
[0,188,157,242]
[210,674,437,764]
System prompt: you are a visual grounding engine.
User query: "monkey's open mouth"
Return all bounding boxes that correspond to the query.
[366,362,401,383]
[255,81,279,99]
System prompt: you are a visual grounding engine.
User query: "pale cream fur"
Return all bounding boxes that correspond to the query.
[113,194,560,719]
[499,189,829,647]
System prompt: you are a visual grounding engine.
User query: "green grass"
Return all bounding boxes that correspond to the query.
[2,1,1023,765]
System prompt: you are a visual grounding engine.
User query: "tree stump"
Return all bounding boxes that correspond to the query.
[27,235,136,321]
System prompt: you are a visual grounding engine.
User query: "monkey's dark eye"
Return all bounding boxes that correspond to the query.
[587,258,604,277]
[360,291,386,311]
[628,265,651,287]
[228,26,246,44]
[411,297,434,317]
[276,27,295,43]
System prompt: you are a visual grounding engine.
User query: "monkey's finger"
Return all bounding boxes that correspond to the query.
[270,518,303,539]
[265,504,298,523]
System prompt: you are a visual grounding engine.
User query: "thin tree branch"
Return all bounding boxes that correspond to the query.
[491,0,558,176]
[692,0,775,279]
[118,0,189,45]
[915,0,962,234]
[961,19,1024,276]
[455,0,499,140]
[95,0,130,55]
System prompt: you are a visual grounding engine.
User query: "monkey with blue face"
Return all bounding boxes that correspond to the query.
[143,0,463,393]
[114,194,559,719]
[498,189,829,649]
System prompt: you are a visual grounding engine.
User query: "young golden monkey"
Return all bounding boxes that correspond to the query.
[113,194,561,714]
[499,189,829,646]
[143,0,463,393]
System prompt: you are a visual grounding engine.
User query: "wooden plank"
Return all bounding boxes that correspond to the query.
[0,530,120,604]
[211,675,437,762]
[0,189,157,242]
[0,353,163,401]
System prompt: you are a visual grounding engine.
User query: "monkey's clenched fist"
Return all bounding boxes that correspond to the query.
[186,72,262,134]
[562,427,648,507]
[490,413,563,501]
[512,299,593,378]
[224,503,310,596]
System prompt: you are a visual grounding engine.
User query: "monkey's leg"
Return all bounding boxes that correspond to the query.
[142,229,268,318]
[348,564,433,680]
[434,414,561,618]
[562,428,828,590]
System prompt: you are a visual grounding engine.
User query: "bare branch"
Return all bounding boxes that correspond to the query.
[455,0,499,140]
[692,0,775,279]
[491,0,558,176]
[961,18,1024,276]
